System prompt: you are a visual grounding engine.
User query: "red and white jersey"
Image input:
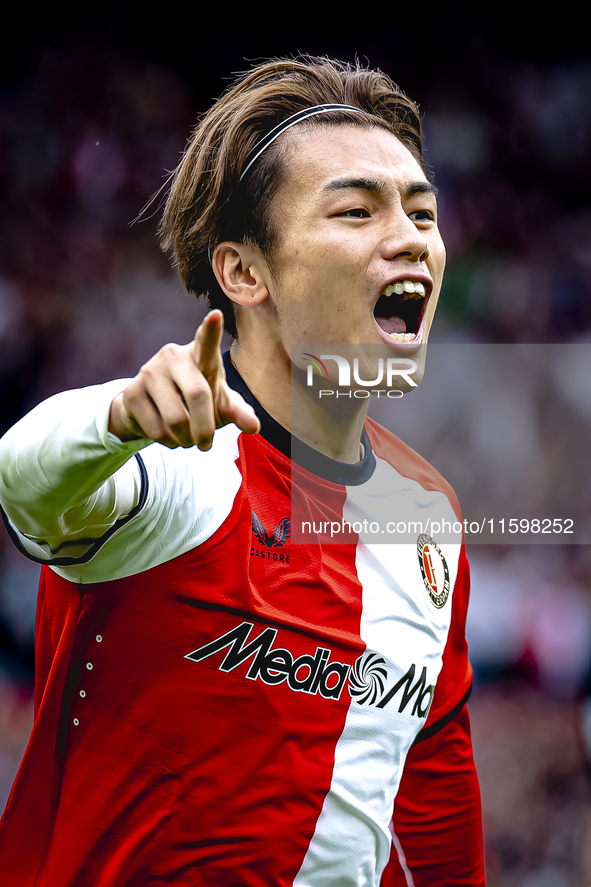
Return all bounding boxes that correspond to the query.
[0,355,480,887]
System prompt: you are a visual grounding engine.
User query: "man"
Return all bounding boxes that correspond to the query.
[0,57,485,885]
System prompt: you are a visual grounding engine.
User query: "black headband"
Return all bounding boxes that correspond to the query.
[239,103,367,182]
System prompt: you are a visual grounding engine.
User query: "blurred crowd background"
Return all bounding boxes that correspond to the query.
[0,8,590,885]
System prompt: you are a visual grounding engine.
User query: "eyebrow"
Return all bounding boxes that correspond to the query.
[404,180,439,199]
[322,176,438,199]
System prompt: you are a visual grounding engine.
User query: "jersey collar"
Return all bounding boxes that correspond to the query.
[223,352,376,486]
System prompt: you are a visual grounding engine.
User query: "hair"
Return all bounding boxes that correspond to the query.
[158,55,426,337]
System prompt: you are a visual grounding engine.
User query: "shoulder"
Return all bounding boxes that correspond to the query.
[364,416,462,520]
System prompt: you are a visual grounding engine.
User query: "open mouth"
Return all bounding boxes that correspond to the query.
[373,280,428,342]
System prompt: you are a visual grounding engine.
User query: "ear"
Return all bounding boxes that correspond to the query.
[211,242,270,308]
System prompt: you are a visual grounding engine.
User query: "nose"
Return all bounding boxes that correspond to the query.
[381,214,430,263]
[386,236,429,263]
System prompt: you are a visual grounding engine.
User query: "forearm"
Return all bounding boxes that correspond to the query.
[0,380,152,549]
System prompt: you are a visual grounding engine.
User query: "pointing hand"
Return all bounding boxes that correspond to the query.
[108,311,260,449]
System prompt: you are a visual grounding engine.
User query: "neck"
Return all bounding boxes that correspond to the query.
[230,341,369,464]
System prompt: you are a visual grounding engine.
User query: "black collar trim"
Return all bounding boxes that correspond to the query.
[223,352,375,486]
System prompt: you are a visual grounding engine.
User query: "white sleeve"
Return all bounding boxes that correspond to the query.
[0,379,153,565]
[0,380,244,586]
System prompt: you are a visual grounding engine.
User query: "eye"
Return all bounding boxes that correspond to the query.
[334,207,371,219]
[408,209,435,223]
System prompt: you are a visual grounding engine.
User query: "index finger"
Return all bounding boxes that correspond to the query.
[192,310,225,383]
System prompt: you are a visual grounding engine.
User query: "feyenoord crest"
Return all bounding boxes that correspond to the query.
[417,534,450,609]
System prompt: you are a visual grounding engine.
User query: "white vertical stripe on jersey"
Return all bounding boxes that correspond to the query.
[293,456,460,887]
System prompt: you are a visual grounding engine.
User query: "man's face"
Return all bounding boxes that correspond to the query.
[262,124,446,389]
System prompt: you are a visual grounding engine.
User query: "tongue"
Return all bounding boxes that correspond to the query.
[376,315,406,334]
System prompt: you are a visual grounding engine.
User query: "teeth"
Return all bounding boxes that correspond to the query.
[383,280,426,299]
[389,332,415,342]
